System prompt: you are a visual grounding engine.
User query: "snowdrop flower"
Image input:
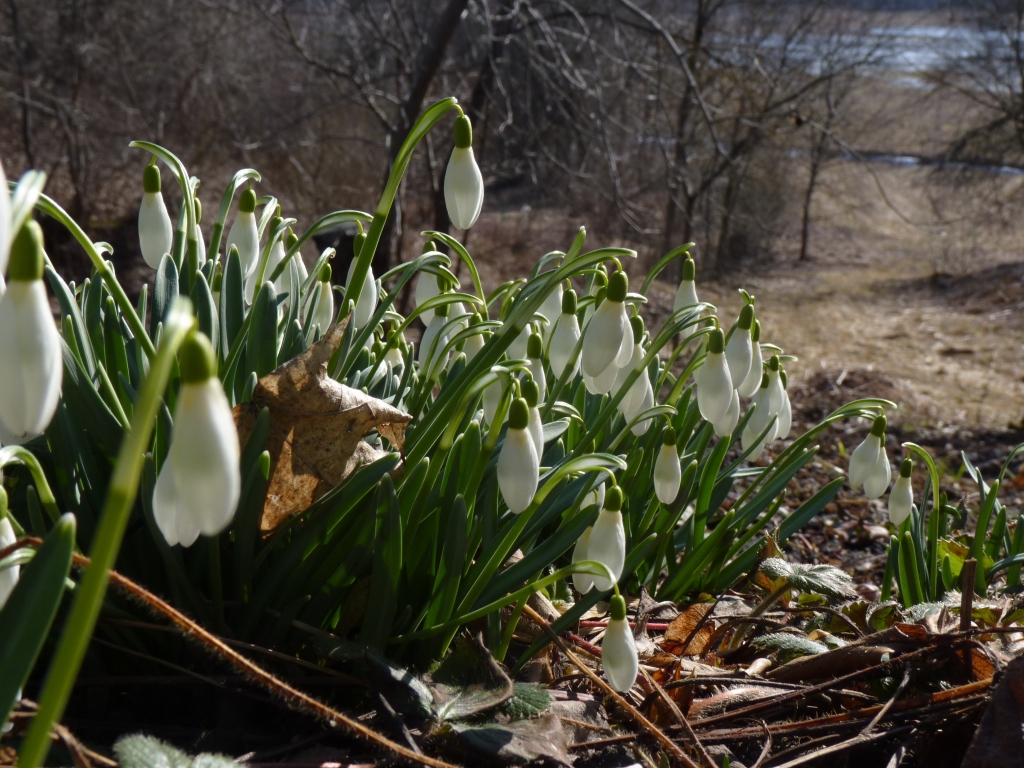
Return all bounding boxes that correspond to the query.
[888,458,914,526]
[309,263,335,335]
[481,370,504,427]
[419,300,450,374]
[538,279,564,343]
[673,256,699,338]
[582,270,632,378]
[138,161,174,269]
[737,320,764,398]
[696,329,732,424]
[584,480,606,510]
[346,232,378,331]
[0,512,18,609]
[714,388,740,439]
[571,526,595,594]
[864,432,891,500]
[589,485,626,592]
[741,374,778,459]
[602,594,639,693]
[383,329,406,370]
[444,114,484,230]
[766,355,785,416]
[193,198,207,267]
[526,332,546,402]
[497,398,540,513]
[0,222,62,443]
[245,212,284,304]
[154,331,240,547]
[549,288,581,379]
[848,415,886,490]
[613,316,646,415]
[522,375,545,458]
[226,187,259,279]
[777,369,792,440]
[415,262,443,326]
[287,229,309,284]
[583,361,619,396]
[725,304,754,387]
[507,321,531,361]
[583,271,607,328]
[654,428,682,504]
[463,313,486,362]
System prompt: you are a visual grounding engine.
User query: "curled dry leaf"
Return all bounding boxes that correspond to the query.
[233,320,412,533]
[662,602,715,656]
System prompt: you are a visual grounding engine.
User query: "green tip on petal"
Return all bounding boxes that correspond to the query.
[610,594,627,621]
[179,331,217,384]
[900,457,913,478]
[605,485,623,511]
[454,114,473,149]
[870,414,887,437]
[663,426,677,446]
[423,240,437,254]
[607,270,628,302]
[780,370,788,389]
[143,163,161,194]
[319,263,332,283]
[682,256,695,282]
[522,377,540,407]
[760,372,770,390]
[752,319,761,343]
[738,304,754,330]
[768,354,780,371]
[509,398,530,430]
[708,329,725,354]
[527,332,543,358]
[8,220,45,282]
[354,232,367,256]
[239,188,257,214]
[630,314,644,338]
[562,288,578,314]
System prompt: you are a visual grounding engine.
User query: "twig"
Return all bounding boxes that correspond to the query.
[640,669,717,768]
[520,603,700,768]
[861,668,911,736]
[749,723,772,768]
[11,700,117,768]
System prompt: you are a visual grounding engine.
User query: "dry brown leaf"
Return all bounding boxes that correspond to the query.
[663,603,715,656]
[233,320,412,533]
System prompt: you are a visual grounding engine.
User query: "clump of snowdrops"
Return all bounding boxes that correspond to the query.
[0,97,905,761]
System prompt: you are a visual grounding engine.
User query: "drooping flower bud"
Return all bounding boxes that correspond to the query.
[226,187,260,278]
[418,300,451,373]
[888,458,914,526]
[741,374,778,459]
[0,222,62,443]
[463,313,486,362]
[522,375,544,458]
[766,355,785,415]
[347,231,378,330]
[444,114,484,230]
[571,526,595,594]
[538,278,564,344]
[138,161,174,269]
[848,415,885,490]
[602,594,639,693]
[286,229,308,284]
[673,256,699,339]
[696,329,732,424]
[725,304,754,387]
[582,270,632,377]
[864,432,891,500]
[497,398,540,513]
[527,332,546,402]
[613,316,646,416]
[737,320,764,398]
[550,288,581,379]
[245,212,285,304]
[194,197,207,267]
[776,368,792,440]
[154,331,241,547]
[588,485,626,592]
[310,263,335,334]
[654,427,682,504]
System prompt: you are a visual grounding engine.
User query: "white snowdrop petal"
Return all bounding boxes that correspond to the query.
[497,428,540,513]
[582,300,626,377]
[848,434,881,489]
[444,147,484,230]
[738,342,764,398]
[346,259,379,331]
[584,359,619,395]
[139,192,174,269]
[713,388,741,438]
[418,315,449,372]
[507,326,530,360]
[482,381,505,426]
[725,330,752,387]
[538,282,563,342]
[629,379,655,435]
[654,443,682,504]
[0,516,20,609]
[767,370,785,416]
[549,314,581,379]
[588,508,625,592]
[615,313,635,368]
[888,476,914,526]
[225,211,259,278]
[777,391,793,440]
[0,281,63,441]
[864,446,891,500]
[602,617,639,693]
[528,406,544,458]
[571,526,595,594]
[415,272,441,325]
[528,358,547,403]
[310,281,335,334]
[696,352,733,424]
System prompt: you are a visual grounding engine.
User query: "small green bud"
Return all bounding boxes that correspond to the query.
[354,232,367,258]
[870,414,887,437]
[610,594,628,621]
[522,377,540,407]
[319,263,332,283]
[900,458,913,478]
[605,485,624,511]
[592,271,607,289]
[143,162,161,194]
[195,198,203,223]
[239,188,257,214]
[708,329,725,354]
[270,215,282,233]
[8,221,45,282]
[371,339,384,357]
[768,354,780,371]
[663,427,677,446]
[562,288,578,314]
[738,304,754,331]
[682,256,695,281]
[607,270,628,302]
[527,332,543,358]
[509,397,529,430]
[423,240,437,254]
[211,263,223,292]
[630,314,644,339]
[286,228,298,250]
[179,331,217,384]
[760,372,769,390]
[454,114,473,149]
[752,319,761,343]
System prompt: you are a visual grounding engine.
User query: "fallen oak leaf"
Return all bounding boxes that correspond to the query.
[233,319,412,534]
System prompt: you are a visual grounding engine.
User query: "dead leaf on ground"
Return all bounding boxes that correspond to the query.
[959,655,1024,767]
[233,320,412,533]
[663,602,715,656]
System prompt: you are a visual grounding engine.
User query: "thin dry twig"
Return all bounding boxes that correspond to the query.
[640,669,717,768]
